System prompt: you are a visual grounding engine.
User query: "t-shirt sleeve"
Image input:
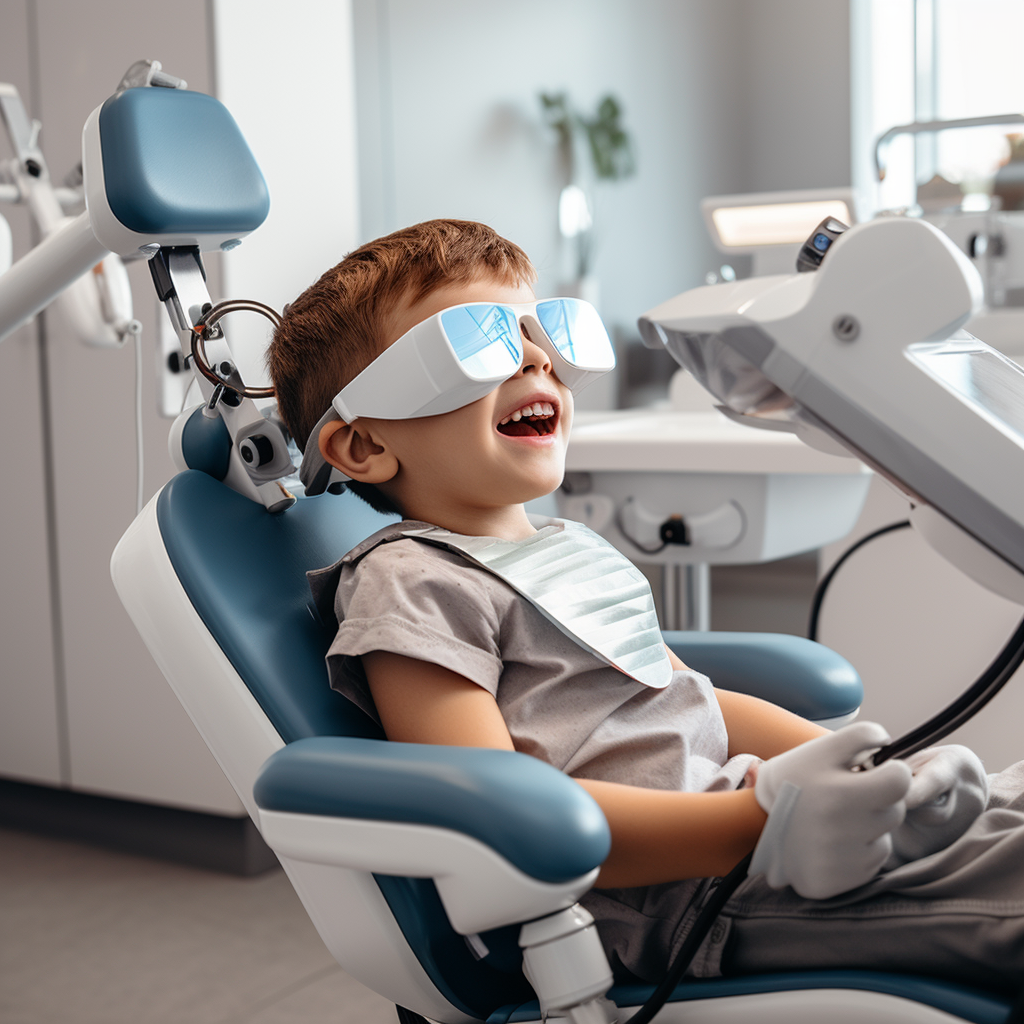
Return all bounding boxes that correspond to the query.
[325,539,504,722]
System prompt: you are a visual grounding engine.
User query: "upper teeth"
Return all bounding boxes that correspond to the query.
[500,401,555,425]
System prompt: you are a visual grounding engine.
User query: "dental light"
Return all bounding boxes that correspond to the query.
[701,188,856,276]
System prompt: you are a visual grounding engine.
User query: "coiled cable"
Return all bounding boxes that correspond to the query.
[808,521,911,642]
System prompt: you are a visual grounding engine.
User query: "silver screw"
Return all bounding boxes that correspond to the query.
[832,315,860,341]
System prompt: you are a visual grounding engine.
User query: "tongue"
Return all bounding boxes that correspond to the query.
[499,420,539,437]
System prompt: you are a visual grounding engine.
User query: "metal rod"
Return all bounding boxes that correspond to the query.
[874,113,1024,181]
[0,210,108,343]
[683,563,711,631]
[661,563,678,631]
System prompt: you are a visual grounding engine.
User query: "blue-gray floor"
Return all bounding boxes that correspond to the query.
[0,827,397,1024]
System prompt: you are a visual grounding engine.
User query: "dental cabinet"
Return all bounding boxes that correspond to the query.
[558,405,871,631]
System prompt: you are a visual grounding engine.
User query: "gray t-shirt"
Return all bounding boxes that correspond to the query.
[307,519,759,980]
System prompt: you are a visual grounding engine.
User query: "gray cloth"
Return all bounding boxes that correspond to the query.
[308,521,758,979]
[719,763,1024,991]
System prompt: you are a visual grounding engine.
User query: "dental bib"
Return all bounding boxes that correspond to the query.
[402,518,673,688]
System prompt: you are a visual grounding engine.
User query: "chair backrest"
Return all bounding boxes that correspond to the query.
[154,465,532,1017]
[157,468,391,742]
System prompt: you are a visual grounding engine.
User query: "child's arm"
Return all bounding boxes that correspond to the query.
[664,644,829,760]
[364,650,768,887]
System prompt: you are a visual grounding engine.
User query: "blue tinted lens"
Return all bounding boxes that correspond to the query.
[439,304,522,380]
[535,299,614,367]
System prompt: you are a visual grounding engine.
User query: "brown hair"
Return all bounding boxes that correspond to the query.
[268,219,535,512]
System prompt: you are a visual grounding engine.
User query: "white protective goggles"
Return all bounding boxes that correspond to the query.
[299,296,614,495]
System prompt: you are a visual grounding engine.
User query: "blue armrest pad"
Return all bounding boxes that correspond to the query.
[253,737,610,884]
[662,631,862,720]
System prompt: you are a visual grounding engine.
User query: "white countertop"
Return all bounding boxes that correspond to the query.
[566,408,869,475]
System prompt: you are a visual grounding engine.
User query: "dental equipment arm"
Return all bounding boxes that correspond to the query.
[641,215,1024,760]
[0,82,139,349]
[639,216,1024,597]
[0,62,296,512]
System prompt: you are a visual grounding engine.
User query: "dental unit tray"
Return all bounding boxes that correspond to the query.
[640,216,1024,602]
[640,215,1024,762]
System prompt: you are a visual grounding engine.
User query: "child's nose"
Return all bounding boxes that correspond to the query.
[518,323,554,376]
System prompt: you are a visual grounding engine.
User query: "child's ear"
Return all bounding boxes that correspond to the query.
[319,419,399,484]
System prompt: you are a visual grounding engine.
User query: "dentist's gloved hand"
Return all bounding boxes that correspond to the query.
[885,745,988,868]
[750,722,912,900]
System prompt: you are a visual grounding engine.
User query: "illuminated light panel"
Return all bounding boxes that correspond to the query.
[711,200,853,248]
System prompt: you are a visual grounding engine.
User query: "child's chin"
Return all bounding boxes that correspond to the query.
[529,469,566,501]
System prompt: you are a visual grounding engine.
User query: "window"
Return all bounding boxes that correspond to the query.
[852,0,1024,214]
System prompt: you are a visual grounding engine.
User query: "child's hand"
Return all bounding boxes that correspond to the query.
[885,745,988,868]
[750,722,912,899]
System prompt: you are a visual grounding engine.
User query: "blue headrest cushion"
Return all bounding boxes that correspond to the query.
[99,88,270,235]
[179,408,231,479]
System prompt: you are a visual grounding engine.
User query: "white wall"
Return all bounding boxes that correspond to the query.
[212,0,362,385]
[737,0,853,192]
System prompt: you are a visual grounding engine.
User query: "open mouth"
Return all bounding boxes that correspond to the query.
[496,401,558,437]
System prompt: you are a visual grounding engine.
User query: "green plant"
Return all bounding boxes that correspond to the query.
[540,92,635,280]
[540,91,636,182]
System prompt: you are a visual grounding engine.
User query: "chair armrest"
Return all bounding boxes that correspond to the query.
[253,737,611,934]
[662,631,862,723]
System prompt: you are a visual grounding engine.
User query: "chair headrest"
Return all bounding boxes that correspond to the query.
[169,405,231,480]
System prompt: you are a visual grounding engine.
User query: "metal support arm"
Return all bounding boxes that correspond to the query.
[150,247,295,512]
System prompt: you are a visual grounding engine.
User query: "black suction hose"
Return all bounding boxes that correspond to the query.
[805,516,1024,763]
[808,521,911,642]
[872,611,1024,765]
[624,853,753,1024]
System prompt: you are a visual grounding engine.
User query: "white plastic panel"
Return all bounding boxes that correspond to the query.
[557,463,870,568]
[259,809,598,936]
[111,495,283,818]
[279,856,473,1024]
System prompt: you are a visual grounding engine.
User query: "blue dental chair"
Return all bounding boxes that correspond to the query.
[110,410,1014,1024]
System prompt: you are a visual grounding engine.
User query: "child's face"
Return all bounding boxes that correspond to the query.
[365,276,574,521]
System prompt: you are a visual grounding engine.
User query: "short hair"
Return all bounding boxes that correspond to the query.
[268,219,536,513]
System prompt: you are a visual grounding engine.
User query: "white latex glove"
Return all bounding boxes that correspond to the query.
[750,721,912,900]
[885,745,988,868]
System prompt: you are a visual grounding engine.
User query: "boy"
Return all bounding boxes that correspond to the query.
[269,220,1022,991]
